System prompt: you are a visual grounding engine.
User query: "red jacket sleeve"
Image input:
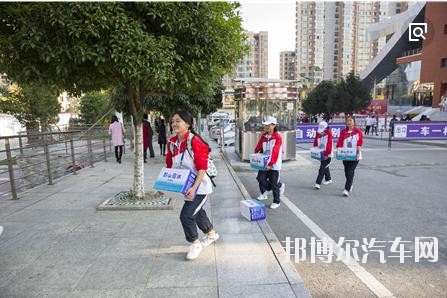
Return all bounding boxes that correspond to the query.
[254,135,264,153]
[356,128,363,147]
[325,130,333,156]
[166,140,174,168]
[313,133,319,147]
[267,133,282,167]
[336,129,345,148]
[191,136,209,171]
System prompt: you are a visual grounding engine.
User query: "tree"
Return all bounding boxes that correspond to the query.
[79,90,112,125]
[0,3,246,198]
[336,72,372,115]
[301,80,337,116]
[0,82,60,132]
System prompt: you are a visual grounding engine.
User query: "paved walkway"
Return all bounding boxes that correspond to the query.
[0,140,310,297]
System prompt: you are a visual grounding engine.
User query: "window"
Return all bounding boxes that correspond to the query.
[441,58,447,68]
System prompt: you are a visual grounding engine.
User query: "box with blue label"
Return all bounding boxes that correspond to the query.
[240,199,266,221]
[249,153,269,170]
[336,147,357,161]
[153,167,197,195]
[310,147,325,161]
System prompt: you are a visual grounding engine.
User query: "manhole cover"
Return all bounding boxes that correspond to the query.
[97,191,176,211]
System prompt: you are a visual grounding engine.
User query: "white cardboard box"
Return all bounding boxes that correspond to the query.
[240,199,266,221]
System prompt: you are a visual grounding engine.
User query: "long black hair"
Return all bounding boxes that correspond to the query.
[111,115,118,123]
[173,110,211,152]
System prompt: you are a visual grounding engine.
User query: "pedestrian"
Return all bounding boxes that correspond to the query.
[158,118,167,156]
[313,121,333,189]
[143,114,155,162]
[389,115,398,137]
[108,115,125,164]
[254,116,285,209]
[365,115,372,135]
[336,116,363,197]
[372,115,379,136]
[166,110,218,260]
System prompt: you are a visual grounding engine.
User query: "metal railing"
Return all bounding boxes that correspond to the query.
[0,125,132,200]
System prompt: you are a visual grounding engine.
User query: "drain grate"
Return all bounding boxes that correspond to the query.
[97,191,176,211]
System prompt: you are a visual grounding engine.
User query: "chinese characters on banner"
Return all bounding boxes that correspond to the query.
[393,123,447,139]
[296,124,346,143]
[283,237,438,264]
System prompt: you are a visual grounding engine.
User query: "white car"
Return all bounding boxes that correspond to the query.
[217,130,235,146]
[209,123,235,141]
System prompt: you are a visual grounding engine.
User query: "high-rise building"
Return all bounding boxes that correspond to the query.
[223,31,268,90]
[295,1,409,84]
[280,51,296,80]
[236,31,268,79]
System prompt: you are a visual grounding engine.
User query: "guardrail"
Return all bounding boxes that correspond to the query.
[0,125,132,200]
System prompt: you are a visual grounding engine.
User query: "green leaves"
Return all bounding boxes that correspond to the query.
[302,72,372,116]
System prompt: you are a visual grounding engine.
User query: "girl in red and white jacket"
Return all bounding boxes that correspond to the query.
[313,121,333,189]
[254,116,285,209]
[166,110,218,261]
[336,116,363,196]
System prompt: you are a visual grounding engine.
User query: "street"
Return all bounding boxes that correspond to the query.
[236,139,447,297]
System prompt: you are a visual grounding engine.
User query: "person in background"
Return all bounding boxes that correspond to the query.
[389,115,398,137]
[254,116,285,209]
[108,115,125,164]
[166,110,218,261]
[143,114,155,162]
[313,121,333,189]
[336,116,363,197]
[158,118,167,156]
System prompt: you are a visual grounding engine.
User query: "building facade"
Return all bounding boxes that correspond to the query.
[279,51,296,80]
[295,1,409,84]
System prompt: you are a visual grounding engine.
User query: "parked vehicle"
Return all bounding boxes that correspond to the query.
[209,123,235,141]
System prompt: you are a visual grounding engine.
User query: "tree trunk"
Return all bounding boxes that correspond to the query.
[133,122,144,198]
[127,83,145,199]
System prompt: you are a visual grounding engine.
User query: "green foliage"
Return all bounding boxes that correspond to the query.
[0,82,60,129]
[79,90,112,124]
[336,72,372,114]
[0,2,246,117]
[301,72,372,116]
[302,80,337,116]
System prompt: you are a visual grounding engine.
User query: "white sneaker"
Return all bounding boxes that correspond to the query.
[256,192,268,201]
[343,189,350,197]
[323,180,333,185]
[280,183,286,195]
[270,202,281,209]
[186,242,203,260]
[0,226,3,236]
[314,184,321,190]
[200,232,220,247]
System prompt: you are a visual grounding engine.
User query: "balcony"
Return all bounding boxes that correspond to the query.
[396,48,422,64]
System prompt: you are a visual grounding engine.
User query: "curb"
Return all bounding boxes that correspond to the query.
[220,150,311,298]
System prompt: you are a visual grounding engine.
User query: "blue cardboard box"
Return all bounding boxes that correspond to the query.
[310,147,325,160]
[336,148,357,161]
[240,199,266,221]
[153,167,197,195]
[250,153,270,170]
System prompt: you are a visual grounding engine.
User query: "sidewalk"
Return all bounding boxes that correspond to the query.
[0,140,310,297]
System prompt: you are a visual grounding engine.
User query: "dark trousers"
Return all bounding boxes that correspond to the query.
[365,126,371,135]
[180,194,213,243]
[159,144,166,156]
[114,146,123,162]
[316,158,332,185]
[257,170,281,204]
[343,160,359,191]
[143,139,155,161]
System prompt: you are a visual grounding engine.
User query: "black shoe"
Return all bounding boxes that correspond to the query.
[144,159,147,163]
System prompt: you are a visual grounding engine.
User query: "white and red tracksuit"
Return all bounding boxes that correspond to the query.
[336,127,363,192]
[166,131,213,243]
[254,131,283,204]
[313,128,333,185]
